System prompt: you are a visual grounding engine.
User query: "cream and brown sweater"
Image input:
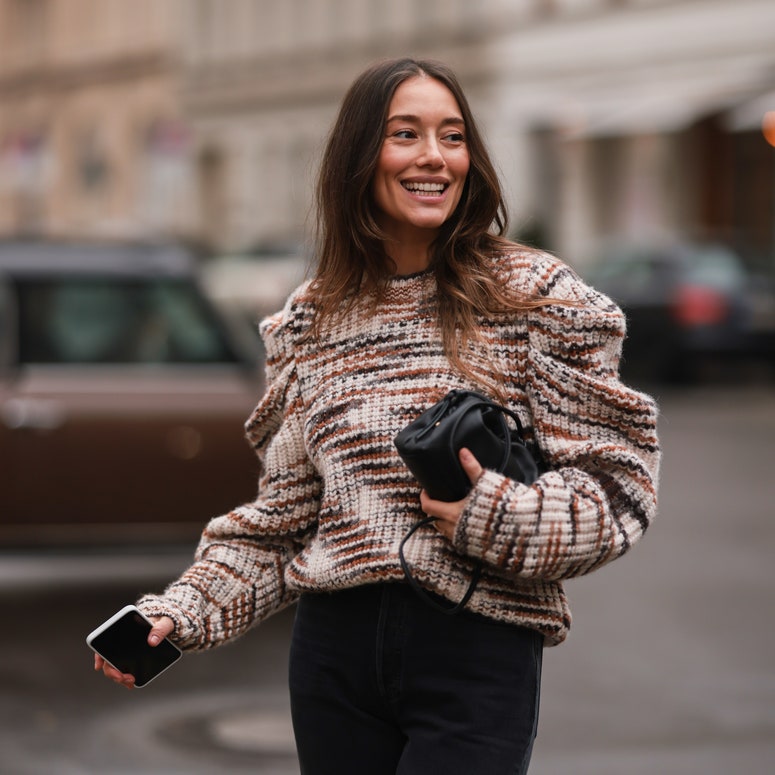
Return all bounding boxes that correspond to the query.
[139,248,660,648]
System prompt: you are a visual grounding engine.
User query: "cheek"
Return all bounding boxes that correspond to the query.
[448,156,470,205]
[376,146,406,181]
[452,151,471,181]
[373,151,399,199]
[371,175,392,214]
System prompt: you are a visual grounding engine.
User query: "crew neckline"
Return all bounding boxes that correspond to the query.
[388,266,434,282]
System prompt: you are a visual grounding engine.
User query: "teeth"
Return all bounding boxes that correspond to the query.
[403,182,445,193]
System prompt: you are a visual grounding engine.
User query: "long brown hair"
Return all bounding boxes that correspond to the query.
[310,57,549,394]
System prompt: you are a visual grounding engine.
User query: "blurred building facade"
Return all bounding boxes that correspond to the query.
[0,0,190,240]
[494,0,775,267]
[0,0,773,269]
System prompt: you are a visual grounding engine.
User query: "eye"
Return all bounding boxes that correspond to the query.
[392,129,417,140]
[443,131,465,144]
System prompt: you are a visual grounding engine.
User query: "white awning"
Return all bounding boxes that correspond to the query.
[492,0,775,138]
[502,64,775,138]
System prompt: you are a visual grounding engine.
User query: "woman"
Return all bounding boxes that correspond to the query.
[96,58,660,774]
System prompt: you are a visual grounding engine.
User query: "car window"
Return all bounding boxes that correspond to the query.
[588,255,666,300]
[16,278,241,365]
[684,247,746,291]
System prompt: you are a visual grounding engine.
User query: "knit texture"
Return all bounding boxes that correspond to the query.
[138,248,660,648]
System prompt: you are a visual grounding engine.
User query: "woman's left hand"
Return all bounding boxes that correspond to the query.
[419,447,483,540]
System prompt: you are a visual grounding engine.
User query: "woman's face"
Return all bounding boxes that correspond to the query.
[372,75,470,245]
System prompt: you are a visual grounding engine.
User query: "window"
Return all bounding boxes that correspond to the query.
[16,277,240,365]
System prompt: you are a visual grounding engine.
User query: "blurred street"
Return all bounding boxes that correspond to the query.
[1,384,774,775]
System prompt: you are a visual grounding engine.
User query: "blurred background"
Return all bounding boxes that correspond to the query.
[2,0,774,387]
[1,1,774,773]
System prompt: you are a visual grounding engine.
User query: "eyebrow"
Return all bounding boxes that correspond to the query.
[386,114,465,127]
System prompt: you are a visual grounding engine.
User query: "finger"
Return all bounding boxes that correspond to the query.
[120,674,136,690]
[419,489,436,515]
[433,518,455,540]
[420,490,463,519]
[420,491,461,540]
[459,447,483,484]
[147,616,175,647]
[101,660,135,689]
[100,660,121,680]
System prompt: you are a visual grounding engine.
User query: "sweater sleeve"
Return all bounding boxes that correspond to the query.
[454,264,660,581]
[137,298,321,650]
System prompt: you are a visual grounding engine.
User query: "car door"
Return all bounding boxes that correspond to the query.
[0,273,264,543]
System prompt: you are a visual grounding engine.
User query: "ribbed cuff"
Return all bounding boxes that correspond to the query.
[136,594,202,651]
[454,469,531,565]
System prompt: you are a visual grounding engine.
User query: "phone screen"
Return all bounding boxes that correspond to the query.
[88,607,181,688]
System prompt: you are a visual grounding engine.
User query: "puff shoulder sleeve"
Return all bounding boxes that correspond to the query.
[455,261,660,580]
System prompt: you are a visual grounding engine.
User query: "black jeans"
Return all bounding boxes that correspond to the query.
[289,583,542,775]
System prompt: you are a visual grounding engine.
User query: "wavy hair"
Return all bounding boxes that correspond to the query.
[310,57,549,395]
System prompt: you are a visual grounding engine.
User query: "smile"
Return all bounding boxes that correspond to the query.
[401,181,448,197]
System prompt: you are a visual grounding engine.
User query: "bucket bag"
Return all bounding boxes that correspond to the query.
[394,389,542,613]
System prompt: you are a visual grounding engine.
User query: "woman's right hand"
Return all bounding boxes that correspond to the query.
[93,615,176,690]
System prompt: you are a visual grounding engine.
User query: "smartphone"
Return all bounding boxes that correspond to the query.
[86,605,182,688]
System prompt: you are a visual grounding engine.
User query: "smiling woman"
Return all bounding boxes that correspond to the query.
[372,76,470,267]
[309,58,533,395]
[98,58,661,775]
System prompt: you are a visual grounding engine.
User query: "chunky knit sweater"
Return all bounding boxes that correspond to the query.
[139,248,660,648]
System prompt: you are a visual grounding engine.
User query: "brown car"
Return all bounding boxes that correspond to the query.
[0,240,266,545]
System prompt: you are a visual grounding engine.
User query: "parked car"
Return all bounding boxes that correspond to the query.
[0,240,265,545]
[584,242,775,383]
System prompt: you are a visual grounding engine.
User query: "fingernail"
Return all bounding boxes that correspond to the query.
[149,634,160,646]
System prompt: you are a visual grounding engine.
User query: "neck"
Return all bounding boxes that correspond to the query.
[384,234,435,276]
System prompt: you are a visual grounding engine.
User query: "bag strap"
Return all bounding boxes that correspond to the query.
[399,516,482,615]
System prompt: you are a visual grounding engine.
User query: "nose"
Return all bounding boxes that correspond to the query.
[417,137,444,168]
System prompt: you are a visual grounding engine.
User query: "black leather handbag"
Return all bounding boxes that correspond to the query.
[394,389,542,613]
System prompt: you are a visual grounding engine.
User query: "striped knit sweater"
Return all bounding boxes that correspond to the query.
[139,248,660,648]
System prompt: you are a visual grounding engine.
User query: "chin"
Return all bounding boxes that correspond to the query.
[407,212,452,231]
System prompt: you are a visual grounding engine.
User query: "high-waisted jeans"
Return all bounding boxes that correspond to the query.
[288,582,543,775]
